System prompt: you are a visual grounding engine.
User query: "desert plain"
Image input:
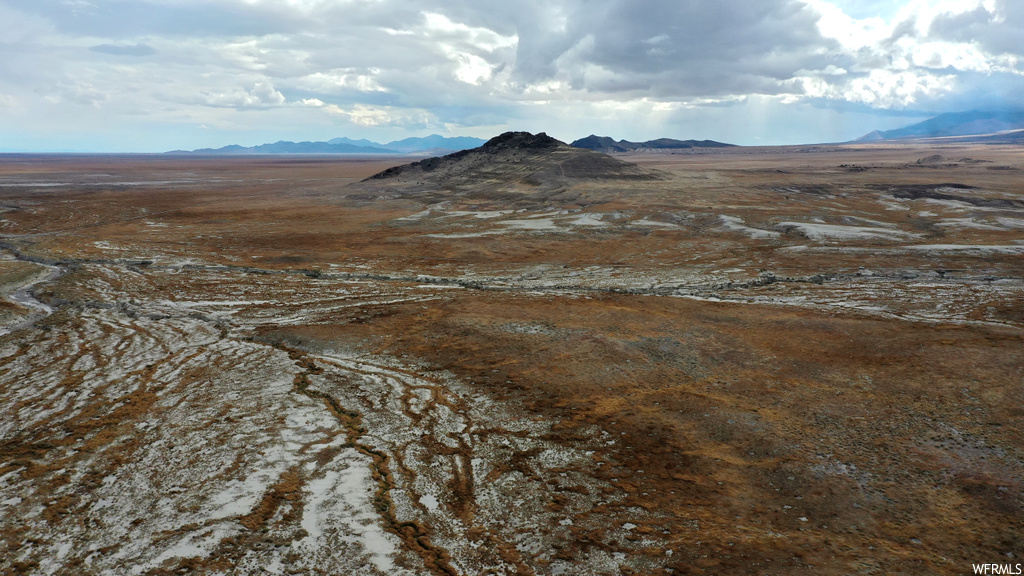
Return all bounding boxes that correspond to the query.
[0,135,1022,575]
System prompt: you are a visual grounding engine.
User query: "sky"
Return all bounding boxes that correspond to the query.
[1,0,1022,152]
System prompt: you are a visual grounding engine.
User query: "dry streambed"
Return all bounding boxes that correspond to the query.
[0,262,667,576]
[0,254,60,334]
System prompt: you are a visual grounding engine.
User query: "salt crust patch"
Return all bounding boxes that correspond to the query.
[424,231,501,238]
[149,525,241,568]
[0,294,409,574]
[419,494,440,512]
[922,198,989,211]
[937,218,1004,230]
[841,216,896,228]
[908,244,1024,254]
[719,215,780,239]
[425,213,606,237]
[303,351,625,574]
[876,195,910,211]
[776,221,917,241]
[93,241,126,251]
[500,218,560,231]
[394,208,432,221]
[445,210,513,219]
[567,213,608,227]
[294,447,412,575]
[996,217,1024,229]
[416,208,692,238]
[633,218,677,228]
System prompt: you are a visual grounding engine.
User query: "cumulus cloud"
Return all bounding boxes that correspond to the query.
[800,0,1024,109]
[324,103,437,128]
[199,81,286,108]
[293,70,386,94]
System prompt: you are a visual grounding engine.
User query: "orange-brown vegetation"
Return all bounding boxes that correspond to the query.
[0,142,1021,574]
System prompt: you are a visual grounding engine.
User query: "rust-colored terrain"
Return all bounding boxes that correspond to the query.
[0,136,1021,575]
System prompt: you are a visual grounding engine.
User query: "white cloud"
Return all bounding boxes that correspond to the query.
[846,69,957,106]
[415,12,516,87]
[795,0,1023,107]
[896,0,997,34]
[199,81,286,108]
[294,70,386,93]
[909,41,989,71]
[420,12,517,52]
[323,103,436,127]
[805,0,892,50]
[451,52,493,85]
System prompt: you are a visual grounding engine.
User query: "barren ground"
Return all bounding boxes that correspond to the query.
[0,144,1022,575]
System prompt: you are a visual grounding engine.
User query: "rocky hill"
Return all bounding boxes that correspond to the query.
[364,131,662,191]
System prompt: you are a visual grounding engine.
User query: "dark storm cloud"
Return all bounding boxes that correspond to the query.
[928,0,1024,57]
[501,0,837,98]
[570,1,826,73]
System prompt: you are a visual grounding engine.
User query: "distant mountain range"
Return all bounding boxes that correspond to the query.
[570,135,735,152]
[167,134,487,155]
[158,113,1024,156]
[168,133,737,156]
[340,135,488,153]
[856,110,1024,142]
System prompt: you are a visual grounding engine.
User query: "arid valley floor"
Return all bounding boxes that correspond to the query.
[1,137,1022,575]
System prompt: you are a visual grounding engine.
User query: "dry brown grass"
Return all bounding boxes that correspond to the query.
[1,144,1021,574]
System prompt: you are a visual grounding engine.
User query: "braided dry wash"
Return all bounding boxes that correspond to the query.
[0,261,660,575]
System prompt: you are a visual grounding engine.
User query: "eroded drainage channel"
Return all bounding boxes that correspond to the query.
[0,248,65,336]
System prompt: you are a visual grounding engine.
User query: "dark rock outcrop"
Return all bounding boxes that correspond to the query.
[363,131,662,188]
